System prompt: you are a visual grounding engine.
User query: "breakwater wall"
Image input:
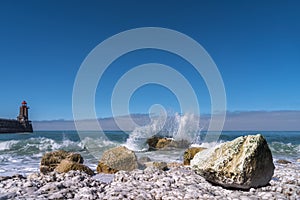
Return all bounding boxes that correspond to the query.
[0,118,33,133]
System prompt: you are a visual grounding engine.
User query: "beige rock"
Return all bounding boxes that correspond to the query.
[55,159,94,175]
[96,161,119,174]
[183,147,206,165]
[147,136,190,150]
[191,134,275,189]
[144,161,168,170]
[156,138,172,149]
[40,150,83,174]
[96,146,138,174]
[167,162,184,168]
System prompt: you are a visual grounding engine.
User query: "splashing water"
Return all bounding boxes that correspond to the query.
[124,113,201,151]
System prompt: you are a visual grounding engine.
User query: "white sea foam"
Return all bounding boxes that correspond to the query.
[0,140,18,151]
[125,113,201,151]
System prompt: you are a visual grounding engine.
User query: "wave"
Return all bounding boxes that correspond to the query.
[269,142,300,159]
[0,137,85,156]
[124,113,201,151]
[0,140,19,151]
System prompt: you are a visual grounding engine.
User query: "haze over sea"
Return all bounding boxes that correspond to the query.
[0,130,299,176]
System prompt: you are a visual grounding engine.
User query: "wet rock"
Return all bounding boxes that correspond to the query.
[167,162,184,168]
[147,136,161,150]
[55,159,94,175]
[191,134,275,189]
[40,150,83,174]
[276,159,291,164]
[144,162,168,171]
[183,147,206,165]
[96,146,138,174]
[147,136,190,150]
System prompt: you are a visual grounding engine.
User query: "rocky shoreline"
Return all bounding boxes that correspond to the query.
[0,162,299,200]
[1,134,299,199]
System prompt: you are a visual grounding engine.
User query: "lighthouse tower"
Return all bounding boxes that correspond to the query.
[18,100,30,122]
[16,100,33,132]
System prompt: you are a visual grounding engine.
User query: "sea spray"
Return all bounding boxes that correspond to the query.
[124,113,201,151]
[0,131,299,176]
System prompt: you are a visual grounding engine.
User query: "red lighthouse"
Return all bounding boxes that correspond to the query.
[18,101,30,122]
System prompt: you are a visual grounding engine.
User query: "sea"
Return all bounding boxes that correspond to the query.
[0,130,299,176]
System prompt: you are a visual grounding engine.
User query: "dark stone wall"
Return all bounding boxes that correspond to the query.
[0,118,33,133]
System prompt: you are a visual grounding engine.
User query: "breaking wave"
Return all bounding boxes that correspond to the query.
[124,113,201,151]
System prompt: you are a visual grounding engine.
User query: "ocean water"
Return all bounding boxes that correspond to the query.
[0,131,299,176]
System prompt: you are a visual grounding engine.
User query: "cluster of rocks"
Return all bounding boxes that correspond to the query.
[40,150,94,175]
[0,134,299,199]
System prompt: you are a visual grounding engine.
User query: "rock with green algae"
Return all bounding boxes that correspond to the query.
[191,134,275,189]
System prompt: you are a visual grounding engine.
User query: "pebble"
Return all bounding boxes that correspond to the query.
[0,163,299,199]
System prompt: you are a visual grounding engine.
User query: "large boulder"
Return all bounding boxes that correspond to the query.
[97,146,138,174]
[40,150,83,174]
[191,134,275,189]
[183,147,206,165]
[55,160,94,175]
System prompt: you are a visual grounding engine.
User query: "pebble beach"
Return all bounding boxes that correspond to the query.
[0,162,299,200]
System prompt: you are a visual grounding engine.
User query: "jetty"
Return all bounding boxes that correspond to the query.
[0,101,33,133]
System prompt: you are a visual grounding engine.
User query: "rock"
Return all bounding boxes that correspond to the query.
[144,162,168,170]
[167,162,184,168]
[40,150,83,174]
[156,138,172,148]
[276,159,291,164]
[55,159,94,175]
[183,147,206,165]
[191,134,275,189]
[96,162,119,174]
[138,156,151,165]
[296,158,300,163]
[96,146,138,174]
[147,136,161,150]
[137,156,152,169]
[147,136,190,150]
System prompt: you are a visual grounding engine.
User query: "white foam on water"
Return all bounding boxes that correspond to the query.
[0,140,18,151]
[125,112,201,151]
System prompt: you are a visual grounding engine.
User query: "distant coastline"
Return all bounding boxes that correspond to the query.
[32,110,300,131]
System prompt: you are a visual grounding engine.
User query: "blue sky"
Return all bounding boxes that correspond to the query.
[0,0,299,120]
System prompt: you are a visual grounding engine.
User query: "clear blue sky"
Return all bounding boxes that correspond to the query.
[0,0,299,120]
